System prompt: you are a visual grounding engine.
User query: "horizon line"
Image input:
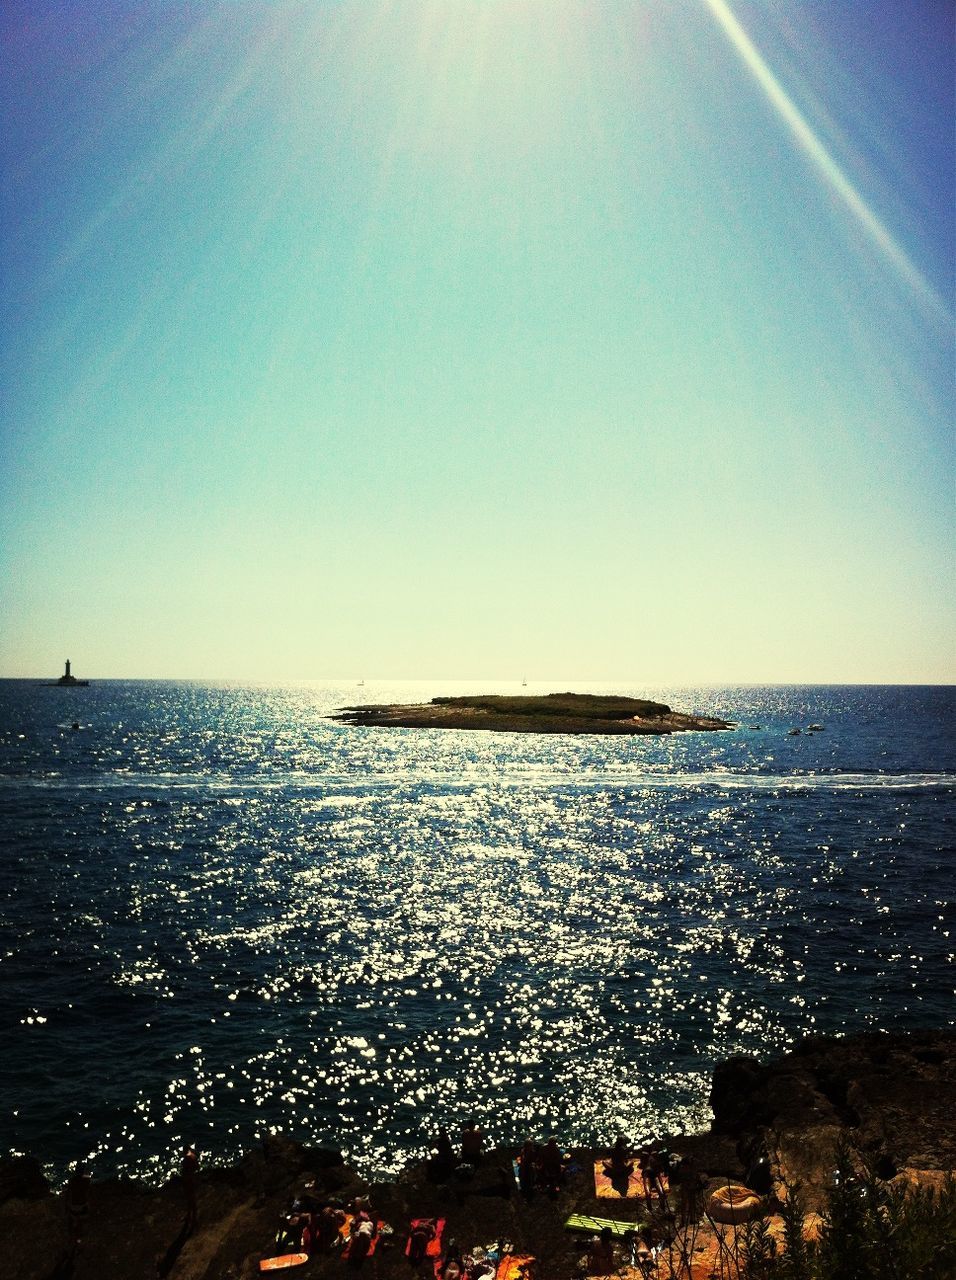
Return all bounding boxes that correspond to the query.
[2,674,953,688]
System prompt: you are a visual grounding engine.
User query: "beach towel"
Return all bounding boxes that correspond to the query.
[593,1161,669,1200]
[405,1217,446,1260]
[495,1255,534,1280]
[565,1213,645,1238]
[593,1160,640,1199]
[341,1219,386,1259]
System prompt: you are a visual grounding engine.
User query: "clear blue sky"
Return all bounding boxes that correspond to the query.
[1,0,953,682]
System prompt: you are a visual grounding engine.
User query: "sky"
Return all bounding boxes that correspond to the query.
[1,0,953,683]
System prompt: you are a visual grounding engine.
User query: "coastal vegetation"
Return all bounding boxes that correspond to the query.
[648,1146,956,1279]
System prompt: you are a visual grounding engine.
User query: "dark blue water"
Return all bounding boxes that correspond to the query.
[0,681,952,1186]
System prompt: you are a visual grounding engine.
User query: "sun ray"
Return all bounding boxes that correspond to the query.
[701,0,951,329]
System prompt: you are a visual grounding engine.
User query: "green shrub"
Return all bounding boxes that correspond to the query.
[647,1139,956,1280]
[754,1144,953,1280]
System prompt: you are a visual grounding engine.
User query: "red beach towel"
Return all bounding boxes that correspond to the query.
[405,1218,446,1260]
[341,1219,385,1259]
[495,1255,535,1280]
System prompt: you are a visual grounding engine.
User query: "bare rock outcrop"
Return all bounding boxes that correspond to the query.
[708,1029,956,1209]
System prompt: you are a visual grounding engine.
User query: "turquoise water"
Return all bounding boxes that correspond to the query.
[0,680,952,1184]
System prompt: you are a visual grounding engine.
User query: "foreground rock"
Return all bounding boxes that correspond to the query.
[710,1027,956,1210]
[332,693,733,735]
[3,1030,953,1280]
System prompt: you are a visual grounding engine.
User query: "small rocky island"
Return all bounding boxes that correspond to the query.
[332,692,732,735]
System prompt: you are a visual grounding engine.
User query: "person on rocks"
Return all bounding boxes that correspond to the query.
[649,1149,672,1205]
[604,1135,633,1195]
[301,1211,319,1255]
[539,1136,565,1195]
[349,1215,376,1266]
[351,1198,373,1230]
[636,1150,657,1207]
[317,1203,347,1250]
[517,1138,539,1198]
[645,1147,668,1205]
[181,1145,199,1229]
[408,1217,436,1266]
[277,1204,308,1251]
[437,1127,456,1164]
[460,1118,484,1166]
[587,1226,615,1276]
[429,1128,457,1182]
[65,1162,92,1254]
[605,1135,632,1174]
[440,1237,464,1280]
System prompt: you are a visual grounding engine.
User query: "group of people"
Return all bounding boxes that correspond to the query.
[431,1235,499,1280]
[427,1118,487,1182]
[516,1136,568,1198]
[603,1135,707,1218]
[408,1221,496,1279]
[64,1122,707,1274]
[586,1223,660,1278]
[602,1135,674,1207]
[586,1138,710,1276]
[427,1120,569,1202]
[276,1192,379,1265]
[273,1125,705,1274]
[274,1198,500,1279]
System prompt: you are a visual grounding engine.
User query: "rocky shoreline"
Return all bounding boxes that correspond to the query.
[331,694,733,736]
[3,1029,954,1280]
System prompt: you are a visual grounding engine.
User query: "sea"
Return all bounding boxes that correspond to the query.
[0,680,953,1188]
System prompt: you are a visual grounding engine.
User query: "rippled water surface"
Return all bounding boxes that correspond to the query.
[1,680,953,1184]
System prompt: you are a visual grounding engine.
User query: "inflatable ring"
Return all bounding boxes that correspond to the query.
[707,1183,763,1224]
